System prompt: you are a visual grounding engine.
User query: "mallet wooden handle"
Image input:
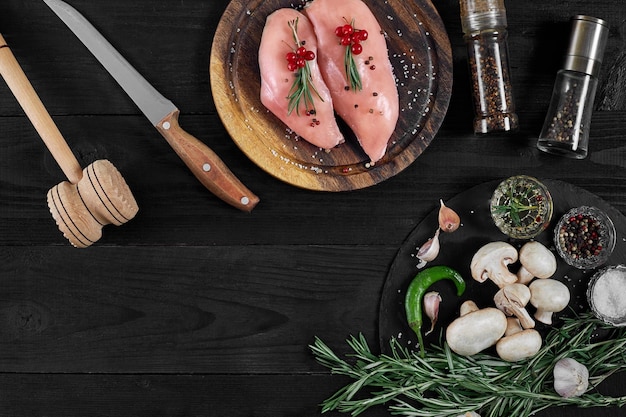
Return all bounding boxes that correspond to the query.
[0,33,83,184]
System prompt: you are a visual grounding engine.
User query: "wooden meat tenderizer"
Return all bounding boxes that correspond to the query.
[0,33,138,247]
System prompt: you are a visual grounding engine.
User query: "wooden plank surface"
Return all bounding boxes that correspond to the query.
[1,0,626,416]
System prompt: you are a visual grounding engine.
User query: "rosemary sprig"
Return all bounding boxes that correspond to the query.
[310,313,626,417]
[344,41,362,92]
[342,18,363,92]
[286,19,323,116]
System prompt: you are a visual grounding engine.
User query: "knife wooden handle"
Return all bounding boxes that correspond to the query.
[0,33,83,184]
[156,109,259,212]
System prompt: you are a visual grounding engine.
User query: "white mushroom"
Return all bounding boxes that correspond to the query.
[470,242,518,288]
[493,283,535,329]
[516,241,557,285]
[446,300,508,356]
[496,318,543,362]
[529,279,570,325]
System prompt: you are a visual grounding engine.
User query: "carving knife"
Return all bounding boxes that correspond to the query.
[43,0,259,212]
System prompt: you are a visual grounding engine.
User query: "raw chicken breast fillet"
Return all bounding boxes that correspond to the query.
[305,0,399,162]
[259,9,344,150]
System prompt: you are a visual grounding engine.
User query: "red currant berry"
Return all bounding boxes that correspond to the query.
[335,26,344,37]
[356,30,368,41]
[286,52,297,62]
[342,24,353,35]
[351,43,363,55]
[304,50,316,61]
[287,62,298,72]
[296,46,307,57]
[296,58,306,68]
[341,35,352,46]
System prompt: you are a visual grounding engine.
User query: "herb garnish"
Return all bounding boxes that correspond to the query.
[311,313,626,417]
[334,19,368,92]
[492,184,540,226]
[286,19,323,116]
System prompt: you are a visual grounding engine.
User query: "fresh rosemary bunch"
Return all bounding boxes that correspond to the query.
[310,313,626,417]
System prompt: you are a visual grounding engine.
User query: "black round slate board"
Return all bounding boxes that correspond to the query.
[379,179,626,352]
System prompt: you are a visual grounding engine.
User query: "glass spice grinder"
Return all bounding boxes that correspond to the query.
[537,16,609,159]
[460,0,519,134]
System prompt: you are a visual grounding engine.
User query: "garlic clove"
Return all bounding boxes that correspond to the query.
[553,358,589,398]
[423,291,442,336]
[416,229,441,268]
[438,199,461,233]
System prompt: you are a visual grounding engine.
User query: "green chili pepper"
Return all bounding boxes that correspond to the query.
[404,265,466,357]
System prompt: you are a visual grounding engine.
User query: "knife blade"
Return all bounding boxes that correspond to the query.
[44,0,259,212]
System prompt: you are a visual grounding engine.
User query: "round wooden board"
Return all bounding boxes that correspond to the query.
[378,179,626,352]
[209,0,452,191]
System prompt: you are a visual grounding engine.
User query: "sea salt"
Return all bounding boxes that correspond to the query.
[590,268,626,321]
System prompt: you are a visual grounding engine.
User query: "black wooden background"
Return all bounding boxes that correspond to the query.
[1,0,625,416]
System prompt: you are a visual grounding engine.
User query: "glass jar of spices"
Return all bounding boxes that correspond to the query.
[537,16,609,159]
[460,0,518,134]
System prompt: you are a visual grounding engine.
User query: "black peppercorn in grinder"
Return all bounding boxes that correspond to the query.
[537,16,609,159]
[460,0,519,134]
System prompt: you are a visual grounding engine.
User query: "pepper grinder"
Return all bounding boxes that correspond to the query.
[460,0,518,134]
[537,16,609,159]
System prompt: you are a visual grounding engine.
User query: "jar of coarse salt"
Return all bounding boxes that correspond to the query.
[587,265,626,326]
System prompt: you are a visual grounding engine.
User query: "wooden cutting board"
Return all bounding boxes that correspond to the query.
[210,0,453,191]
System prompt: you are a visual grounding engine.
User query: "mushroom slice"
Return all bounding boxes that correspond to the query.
[494,283,535,329]
[517,241,557,285]
[529,279,570,325]
[470,242,518,288]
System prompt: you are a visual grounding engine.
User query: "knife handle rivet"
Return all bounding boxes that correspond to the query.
[162,121,171,130]
[202,163,212,172]
[241,197,250,205]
